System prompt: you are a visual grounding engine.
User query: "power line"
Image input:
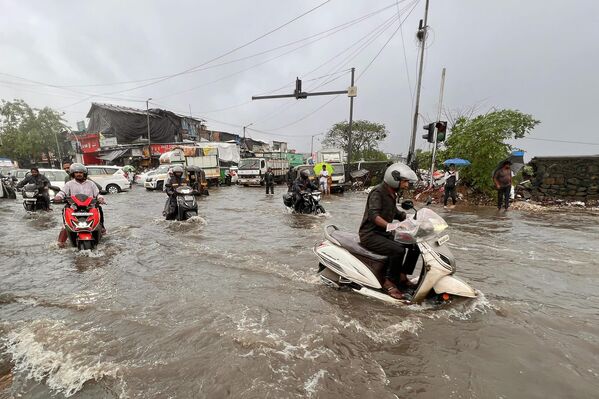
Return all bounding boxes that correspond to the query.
[253,1,419,134]
[90,0,334,97]
[358,0,420,80]
[522,137,599,146]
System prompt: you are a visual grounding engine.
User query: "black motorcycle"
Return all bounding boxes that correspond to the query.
[21,183,50,211]
[164,185,199,221]
[283,190,326,215]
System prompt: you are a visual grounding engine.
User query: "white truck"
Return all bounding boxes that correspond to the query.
[238,157,289,186]
[317,149,347,193]
[145,146,220,190]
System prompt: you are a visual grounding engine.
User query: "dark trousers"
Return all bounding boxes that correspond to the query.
[266,183,274,194]
[40,192,50,210]
[497,186,511,209]
[443,186,456,206]
[360,232,420,279]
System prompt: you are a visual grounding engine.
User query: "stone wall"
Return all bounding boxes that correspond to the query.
[528,156,599,202]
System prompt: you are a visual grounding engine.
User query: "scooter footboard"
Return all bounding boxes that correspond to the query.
[433,276,477,298]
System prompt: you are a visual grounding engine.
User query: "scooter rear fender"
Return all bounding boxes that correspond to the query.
[314,241,382,289]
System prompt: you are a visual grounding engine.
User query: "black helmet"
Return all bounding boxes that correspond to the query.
[300,169,310,179]
[69,163,87,177]
[172,165,184,174]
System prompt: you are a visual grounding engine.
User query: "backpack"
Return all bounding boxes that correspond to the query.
[445,174,456,189]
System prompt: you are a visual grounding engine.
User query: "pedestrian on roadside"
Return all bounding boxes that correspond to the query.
[319,164,329,195]
[493,160,512,210]
[443,164,458,208]
[264,167,275,195]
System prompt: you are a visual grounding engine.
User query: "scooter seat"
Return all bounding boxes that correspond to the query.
[329,230,388,261]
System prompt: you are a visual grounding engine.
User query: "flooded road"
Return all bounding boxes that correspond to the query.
[1,185,598,398]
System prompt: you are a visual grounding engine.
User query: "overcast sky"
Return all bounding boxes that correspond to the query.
[1,0,598,158]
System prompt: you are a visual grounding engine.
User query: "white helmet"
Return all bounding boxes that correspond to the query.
[383,162,417,188]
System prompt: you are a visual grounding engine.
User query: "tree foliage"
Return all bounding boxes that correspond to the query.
[0,99,69,166]
[322,120,388,161]
[439,109,540,195]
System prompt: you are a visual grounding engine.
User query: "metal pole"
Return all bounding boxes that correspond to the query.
[243,123,253,151]
[429,68,446,186]
[146,98,152,162]
[407,0,430,166]
[347,67,355,173]
[53,130,63,167]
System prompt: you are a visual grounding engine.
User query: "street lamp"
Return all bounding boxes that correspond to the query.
[310,132,324,161]
[242,123,253,150]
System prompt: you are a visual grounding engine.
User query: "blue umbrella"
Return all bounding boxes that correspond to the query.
[443,158,471,167]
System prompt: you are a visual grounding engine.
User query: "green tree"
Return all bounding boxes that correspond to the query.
[322,120,388,161]
[0,99,68,166]
[415,148,432,171]
[440,109,540,195]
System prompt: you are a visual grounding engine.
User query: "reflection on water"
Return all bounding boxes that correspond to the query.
[1,185,598,398]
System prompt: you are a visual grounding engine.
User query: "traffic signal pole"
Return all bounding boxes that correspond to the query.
[252,68,357,174]
[429,67,446,186]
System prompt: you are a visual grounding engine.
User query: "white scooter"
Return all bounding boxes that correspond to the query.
[313,200,476,304]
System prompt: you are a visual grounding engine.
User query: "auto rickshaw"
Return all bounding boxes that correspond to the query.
[186,165,209,196]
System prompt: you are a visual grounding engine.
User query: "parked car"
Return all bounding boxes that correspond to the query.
[85,165,131,194]
[144,165,171,191]
[135,168,156,185]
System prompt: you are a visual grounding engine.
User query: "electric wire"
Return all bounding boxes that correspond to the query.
[254,0,419,134]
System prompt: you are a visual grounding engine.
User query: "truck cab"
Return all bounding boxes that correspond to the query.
[238,158,265,186]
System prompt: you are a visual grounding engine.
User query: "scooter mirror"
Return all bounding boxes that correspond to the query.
[401,200,414,210]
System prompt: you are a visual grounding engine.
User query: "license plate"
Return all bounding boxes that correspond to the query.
[437,235,449,245]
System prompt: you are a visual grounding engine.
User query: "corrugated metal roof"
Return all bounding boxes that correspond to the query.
[86,102,206,123]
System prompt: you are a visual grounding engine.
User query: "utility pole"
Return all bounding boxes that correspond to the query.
[310,132,325,160]
[243,123,253,150]
[146,98,152,164]
[347,67,355,169]
[52,130,63,167]
[407,0,430,167]
[429,67,446,186]
[252,68,357,175]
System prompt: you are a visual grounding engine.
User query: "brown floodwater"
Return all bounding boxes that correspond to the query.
[1,185,598,398]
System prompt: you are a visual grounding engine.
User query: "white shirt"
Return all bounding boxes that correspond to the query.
[55,179,103,201]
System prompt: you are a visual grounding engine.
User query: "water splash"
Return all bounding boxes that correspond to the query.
[3,320,122,397]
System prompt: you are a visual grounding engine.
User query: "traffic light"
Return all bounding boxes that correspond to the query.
[294,77,307,99]
[435,121,447,142]
[422,122,435,143]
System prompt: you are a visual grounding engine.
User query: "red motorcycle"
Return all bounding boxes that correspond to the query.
[61,194,103,250]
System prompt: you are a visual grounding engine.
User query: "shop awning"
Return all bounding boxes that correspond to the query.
[98,149,129,161]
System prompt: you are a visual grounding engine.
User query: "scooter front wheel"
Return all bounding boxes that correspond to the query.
[78,240,94,251]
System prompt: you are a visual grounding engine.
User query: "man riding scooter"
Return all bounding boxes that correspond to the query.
[54,163,106,248]
[292,169,318,213]
[359,163,420,299]
[16,167,51,211]
[163,165,187,220]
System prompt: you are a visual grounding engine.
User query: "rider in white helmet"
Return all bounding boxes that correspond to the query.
[358,163,420,299]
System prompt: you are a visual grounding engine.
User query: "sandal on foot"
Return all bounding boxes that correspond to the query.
[383,281,405,300]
